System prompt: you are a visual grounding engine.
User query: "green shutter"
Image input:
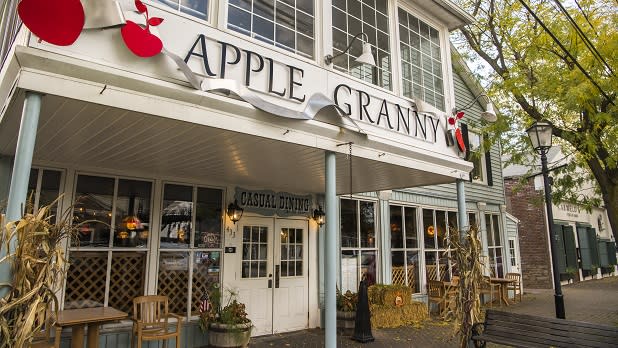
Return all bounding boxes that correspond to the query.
[563,226,577,269]
[553,224,567,273]
[598,240,609,267]
[608,242,617,265]
[577,226,592,270]
[588,227,600,266]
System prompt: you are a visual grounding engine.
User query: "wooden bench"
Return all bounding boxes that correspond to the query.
[471,309,618,348]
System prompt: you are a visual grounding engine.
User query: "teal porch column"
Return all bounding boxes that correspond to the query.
[324,151,337,348]
[0,91,42,297]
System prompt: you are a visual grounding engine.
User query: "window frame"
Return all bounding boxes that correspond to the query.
[147,0,213,24]
[389,204,421,293]
[331,0,393,90]
[65,173,154,315]
[421,207,457,284]
[339,197,380,292]
[225,0,317,60]
[157,181,224,318]
[395,3,450,112]
[484,213,504,278]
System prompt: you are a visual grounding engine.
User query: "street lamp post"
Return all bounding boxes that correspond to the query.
[526,120,566,319]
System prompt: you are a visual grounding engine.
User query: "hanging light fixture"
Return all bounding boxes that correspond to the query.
[452,94,497,123]
[324,32,376,67]
[226,199,244,224]
[313,206,326,227]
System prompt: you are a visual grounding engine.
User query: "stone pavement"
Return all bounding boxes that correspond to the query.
[249,276,618,347]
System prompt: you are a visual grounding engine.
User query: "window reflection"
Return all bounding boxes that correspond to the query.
[160,184,193,248]
[74,175,114,247]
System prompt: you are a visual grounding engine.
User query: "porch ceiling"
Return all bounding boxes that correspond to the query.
[0,89,458,195]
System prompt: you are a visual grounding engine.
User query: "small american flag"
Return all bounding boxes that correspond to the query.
[199,291,211,314]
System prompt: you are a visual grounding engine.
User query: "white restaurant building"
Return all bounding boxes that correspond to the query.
[0,0,516,346]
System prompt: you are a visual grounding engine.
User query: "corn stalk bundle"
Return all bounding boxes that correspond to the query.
[444,225,484,348]
[0,198,79,348]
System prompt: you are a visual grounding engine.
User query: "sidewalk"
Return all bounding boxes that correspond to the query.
[249,276,618,347]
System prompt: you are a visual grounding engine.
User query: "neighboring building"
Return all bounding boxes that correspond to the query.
[1,1,514,346]
[504,147,617,289]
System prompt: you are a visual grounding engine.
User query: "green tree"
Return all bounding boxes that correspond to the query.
[453,0,618,241]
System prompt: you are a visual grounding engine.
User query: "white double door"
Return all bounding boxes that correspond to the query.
[233,217,309,336]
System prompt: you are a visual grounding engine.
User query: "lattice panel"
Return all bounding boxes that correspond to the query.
[158,269,189,315]
[392,265,416,290]
[426,265,447,281]
[191,266,219,315]
[109,252,146,316]
[65,251,107,309]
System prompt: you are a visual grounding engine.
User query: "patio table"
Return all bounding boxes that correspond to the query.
[489,277,516,306]
[56,307,128,348]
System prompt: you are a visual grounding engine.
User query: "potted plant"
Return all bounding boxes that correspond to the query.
[336,288,358,334]
[565,267,577,282]
[199,284,252,348]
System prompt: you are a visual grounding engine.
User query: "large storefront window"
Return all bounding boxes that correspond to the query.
[423,208,456,282]
[341,198,377,292]
[66,175,152,315]
[485,213,504,277]
[158,184,223,316]
[390,205,419,293]
[155,0,209,21]
[228,0,315,59]
[332,0,391,89]
[398,8,444,111]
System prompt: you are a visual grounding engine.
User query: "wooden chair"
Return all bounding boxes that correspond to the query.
[479,276,500,307]
[505,272,522,302]
[427,280,447,316]
[132,295,183,348]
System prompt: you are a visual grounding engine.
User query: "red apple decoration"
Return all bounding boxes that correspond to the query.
[121,20,163,58]
[17,0,85,46]
[121,1,164,58]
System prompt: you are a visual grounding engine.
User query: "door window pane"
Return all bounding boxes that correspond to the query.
[341,250,358,292]
[74,175,114,247]
[423,209,434,249]
[399,8,444,110]
[360,201,375,247]
[341,199,358,247]
[192,251,220,315]
[228,0,315,58]
[332,0,391,89]
[195,188,223,248]
[161,184,193,248]
[242,225,268,278]
[280,227,303,277]
[390,206,403,248]
[114,179,152,248]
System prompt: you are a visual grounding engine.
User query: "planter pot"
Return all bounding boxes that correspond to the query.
[208,322,252,348]
[337,310,356,335]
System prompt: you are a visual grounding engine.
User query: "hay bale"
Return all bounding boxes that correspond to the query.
[369,302,428,328]
[368,284,413,307]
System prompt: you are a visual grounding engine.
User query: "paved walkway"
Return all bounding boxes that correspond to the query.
[249,276,618,347]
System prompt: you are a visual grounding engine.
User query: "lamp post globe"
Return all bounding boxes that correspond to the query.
[526,120,565,319]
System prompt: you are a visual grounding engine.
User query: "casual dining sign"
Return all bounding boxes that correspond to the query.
[234,187,312,217]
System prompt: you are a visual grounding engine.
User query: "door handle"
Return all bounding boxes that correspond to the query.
[268,273,272,288]
[275,265,280,288]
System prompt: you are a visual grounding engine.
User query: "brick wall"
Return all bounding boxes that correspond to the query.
[504,177,553,289]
